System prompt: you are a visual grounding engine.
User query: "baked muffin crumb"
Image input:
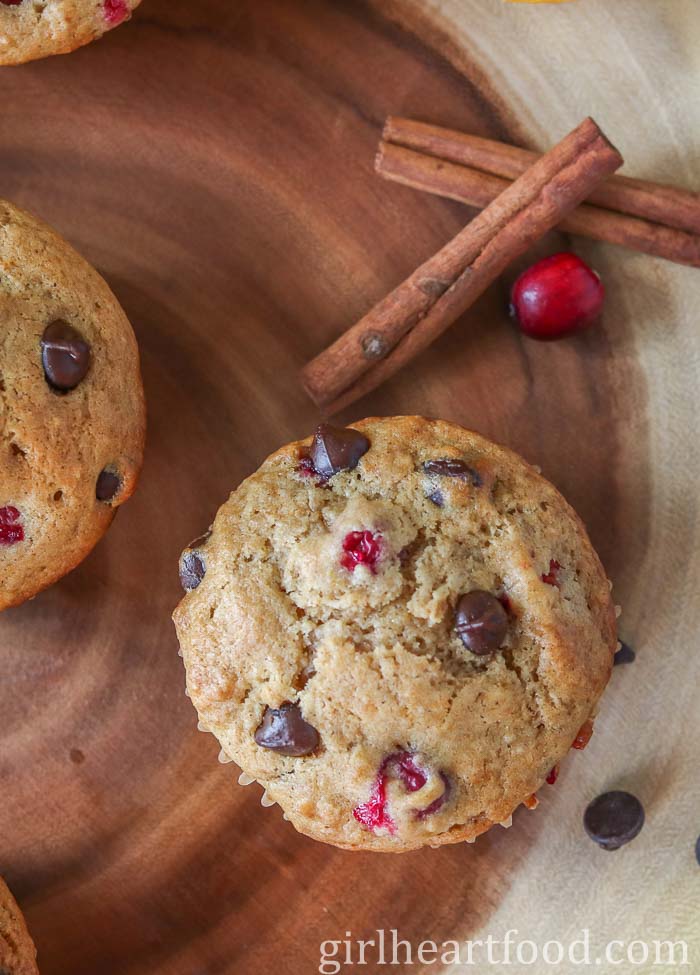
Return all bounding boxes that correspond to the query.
[173,417,616,852]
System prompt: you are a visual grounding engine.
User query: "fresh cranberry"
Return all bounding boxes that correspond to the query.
[416,773,451,820]
[0,506,24,546]
[390,752,428,792]
[541,559,562,588]
[546,765,559,785]
[103,0,129,24]
[572,719,594,750]
[353,774,396,834]
[353,751,449,834]
[510,252,604,341]
[341,530,382,573]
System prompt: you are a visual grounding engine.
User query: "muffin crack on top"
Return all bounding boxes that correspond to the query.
[173,416,616,852]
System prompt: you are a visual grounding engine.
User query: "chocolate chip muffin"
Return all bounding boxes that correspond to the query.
[0,875,39,975]
[0,0,140,65]
[0,199,145,612]
[173,417,616,852]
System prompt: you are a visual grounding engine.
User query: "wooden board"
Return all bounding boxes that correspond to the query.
[1,1,698,972]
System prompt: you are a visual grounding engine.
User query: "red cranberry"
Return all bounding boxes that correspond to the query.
[353,774,395,835]
[341,530,381,573]
[103,0,128,24]
[510,252,604,341]
[0,506,24,545]
[353,751,449,834]
[541,559,562,588]
[390,752,427,792]
[546,765,559,785]
[572,718,594,750]
[416,772,451,820]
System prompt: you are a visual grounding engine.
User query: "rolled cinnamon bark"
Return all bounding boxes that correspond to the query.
[375,141,700,268]
[301,117,622,414]
[383,116,700,237]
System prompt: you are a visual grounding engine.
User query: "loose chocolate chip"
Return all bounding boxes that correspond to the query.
[455,590,508,655]
[614,641,636,666]
[309,423,370,479]
[96,468,120,502]
[584,791,645,851]
[254,702,319,757]
[179,531,211,591]
[423,458,481,486]
[41,320,91,392]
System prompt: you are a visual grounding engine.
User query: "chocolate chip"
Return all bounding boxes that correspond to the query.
[254,702,319,757]
[614,641,636,665]
[41,320,91,391]
[423,458,481,486]
[695,835,700,866]
[584,791,645,851]
[96,468,120,502]
[455,590,508,655]
[179,531,211,591]
[309,424,370,479]
[427,489,444,507]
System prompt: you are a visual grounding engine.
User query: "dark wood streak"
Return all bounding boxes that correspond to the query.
[0,0,647,973]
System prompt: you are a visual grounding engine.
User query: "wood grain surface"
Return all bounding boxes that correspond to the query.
[0,1,697,973]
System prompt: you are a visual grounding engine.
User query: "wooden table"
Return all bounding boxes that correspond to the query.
[1,1,698,972]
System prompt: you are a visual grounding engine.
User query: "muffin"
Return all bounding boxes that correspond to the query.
[0,0,140,66]
[0,875,39,974]
[0,199,145,612]
[173,417,616,852]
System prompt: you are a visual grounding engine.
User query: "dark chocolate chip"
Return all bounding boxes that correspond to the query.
[179,531,211,591]
[309,423,370,479]
[455,590,508,655]
[584,791,645,851]
[423,458,481,486]
[254,702,319,757]
[427,488,444,507]
[41,320,91,392]
[614,641,636,666]
[180,550,205,591]
[96,468,121,502]
[695,835,700,866]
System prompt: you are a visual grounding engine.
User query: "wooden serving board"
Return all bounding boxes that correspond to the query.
[1,1,698,973]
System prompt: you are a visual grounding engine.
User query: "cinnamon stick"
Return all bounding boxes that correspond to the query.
[376,142,700,268]
[301,117,622,414]
[384,117,700,237]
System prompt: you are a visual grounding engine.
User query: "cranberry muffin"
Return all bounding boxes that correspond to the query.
[173,417,616,852]
[0,0,140,65]
[0,199,145,612]
[0,875,38,974]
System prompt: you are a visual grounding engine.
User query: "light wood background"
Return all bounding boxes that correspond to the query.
[0,1,698,973]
